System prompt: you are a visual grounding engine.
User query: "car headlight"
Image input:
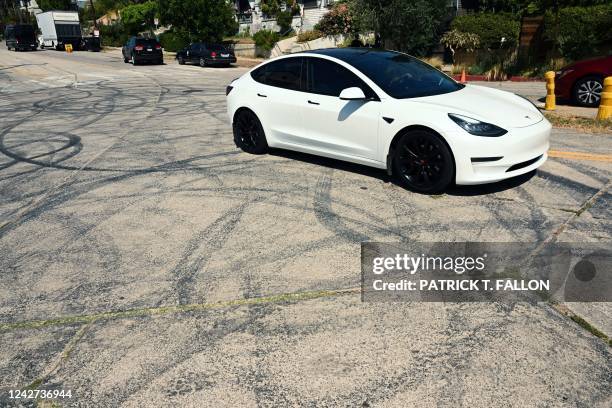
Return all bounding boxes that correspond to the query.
[448,113,507,137]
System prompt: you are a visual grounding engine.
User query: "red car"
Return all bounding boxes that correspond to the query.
[555,55,612,107]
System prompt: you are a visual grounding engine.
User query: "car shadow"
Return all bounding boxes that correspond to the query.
[268,148,536,196]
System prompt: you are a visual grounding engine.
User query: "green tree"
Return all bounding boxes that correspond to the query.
[120,0,156,34]
[157,0,237,42]
[38,0,74,11]
[351,0,449,56]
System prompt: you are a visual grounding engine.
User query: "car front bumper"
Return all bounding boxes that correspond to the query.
[451,117,551,185]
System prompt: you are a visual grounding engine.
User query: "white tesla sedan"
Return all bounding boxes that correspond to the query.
[226,48,550,193]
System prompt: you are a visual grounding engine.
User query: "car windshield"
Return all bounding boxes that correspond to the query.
[338,50,464,99]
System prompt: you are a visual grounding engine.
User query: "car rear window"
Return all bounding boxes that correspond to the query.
[207,44,226,52]
[136,39,159,46]
[14,25,35,36]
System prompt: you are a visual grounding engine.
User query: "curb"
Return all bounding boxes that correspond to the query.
[452,74,544,82]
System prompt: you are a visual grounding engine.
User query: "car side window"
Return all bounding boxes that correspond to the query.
[251,58,303,91]
[307,57,377,99]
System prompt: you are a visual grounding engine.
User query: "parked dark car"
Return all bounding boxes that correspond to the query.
[555,55,612,107]
[81,36,101,52]
[176,43,236,67]
[122,37,163,65]
[4,24,37,51]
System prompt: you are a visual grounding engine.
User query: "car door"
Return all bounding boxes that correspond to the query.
[190,43,200,62]
[300,57,381,160]
[249,57,305,145]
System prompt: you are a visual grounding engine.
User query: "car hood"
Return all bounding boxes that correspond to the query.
[412,84,543,128]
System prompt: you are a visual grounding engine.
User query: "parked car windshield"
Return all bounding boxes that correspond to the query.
[336,49,464,99]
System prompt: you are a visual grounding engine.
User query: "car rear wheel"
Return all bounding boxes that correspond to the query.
[233,109,268,154]
[199,57,206,67]
[392,130,454,193]
[573,76,603,107]
[178,56,185,65]
[131,54,137,65]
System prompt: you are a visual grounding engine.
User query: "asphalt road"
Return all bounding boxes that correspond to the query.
[0,48,610,407]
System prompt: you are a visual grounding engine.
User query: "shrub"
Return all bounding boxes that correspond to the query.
[159,31,189,52]
[297,30,324,43]
[98,23,129,47]
[545,4,612,61]
[451,12,520,50]
[253,29,280,51]
[277,10,293,34]
[440,29,480,64]
[315,3,354,36]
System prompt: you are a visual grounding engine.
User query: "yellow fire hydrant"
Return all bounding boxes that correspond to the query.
[596,76,612,120]
[65,44,73,54]
[544,71,555,111]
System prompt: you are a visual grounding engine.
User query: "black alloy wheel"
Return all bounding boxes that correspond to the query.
[233,110,268,154]
[573,76,603,107]
[393,130,454,193]
[199,57,206,67]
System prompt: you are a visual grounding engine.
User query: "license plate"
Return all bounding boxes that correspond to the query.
[221,53,229,58]
[147,48,152,51]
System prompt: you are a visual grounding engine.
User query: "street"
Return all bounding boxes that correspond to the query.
[0,48,610,407]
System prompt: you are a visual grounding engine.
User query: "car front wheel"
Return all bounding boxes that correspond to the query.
[233,109,268,154]
[573,76,603,107]
[392,130,454,193]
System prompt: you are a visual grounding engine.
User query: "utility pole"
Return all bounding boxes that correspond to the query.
[89,0,96,29]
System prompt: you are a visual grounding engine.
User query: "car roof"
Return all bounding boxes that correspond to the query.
[303,47,404,62]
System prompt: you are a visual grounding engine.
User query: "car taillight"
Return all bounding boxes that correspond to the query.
[15,37,20,43]
[226,85,233,96]
[134,45,144,51]
[211,51,217,58]
[155,44,161,50]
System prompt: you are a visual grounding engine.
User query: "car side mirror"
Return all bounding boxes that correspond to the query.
[339,87,366,101]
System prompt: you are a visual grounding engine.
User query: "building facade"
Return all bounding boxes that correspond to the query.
[234,0,334,34]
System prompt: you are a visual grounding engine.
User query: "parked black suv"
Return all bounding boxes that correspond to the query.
[4,24,37,51]
[176,43,236,67]
[122,37,163,65]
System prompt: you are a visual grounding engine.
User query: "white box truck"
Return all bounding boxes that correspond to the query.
[36,11,82,51]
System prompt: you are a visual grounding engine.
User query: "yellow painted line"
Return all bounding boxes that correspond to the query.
[548,150,612,162]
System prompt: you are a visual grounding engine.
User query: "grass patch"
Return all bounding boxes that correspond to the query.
[569,314,611,346]
[543,112,612,133]
[0,288,359,332]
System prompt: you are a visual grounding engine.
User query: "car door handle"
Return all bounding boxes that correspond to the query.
[308,100,320,105]
[257,93,267,98]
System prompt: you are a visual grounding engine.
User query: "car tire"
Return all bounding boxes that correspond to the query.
[392,130,454,194]
[572,76,603,107]
[199,57,206,68]
[131,54,137,65]
[178,56,185,65]
[233,109,269,155]
[123,55,129,63]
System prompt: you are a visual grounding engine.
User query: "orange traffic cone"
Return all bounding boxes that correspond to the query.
[460,68,467,84]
